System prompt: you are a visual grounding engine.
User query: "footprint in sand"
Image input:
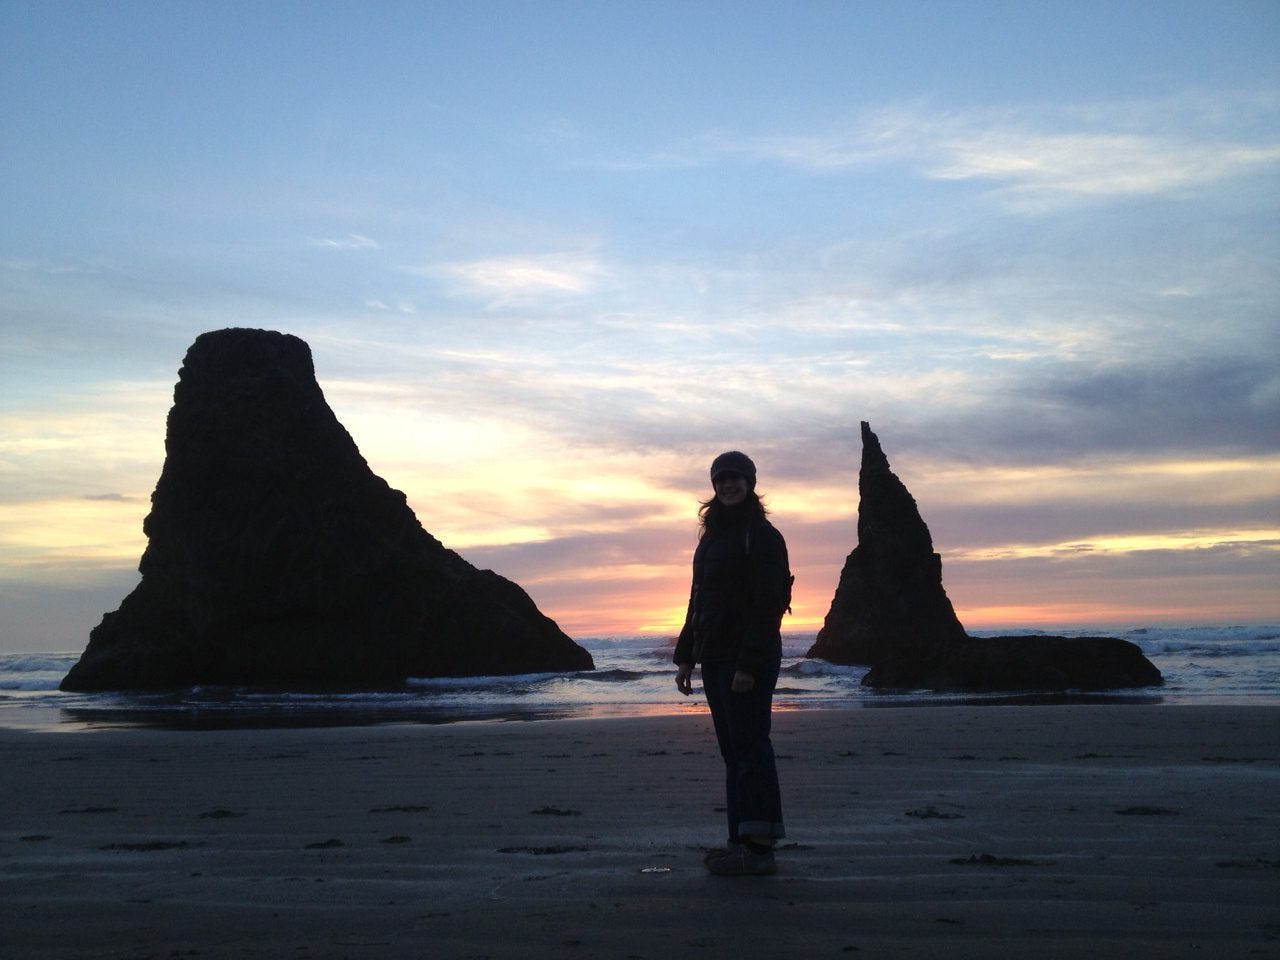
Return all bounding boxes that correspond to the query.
[198,808,246,819]
[530,806,582,817]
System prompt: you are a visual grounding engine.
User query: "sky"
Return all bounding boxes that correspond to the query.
[2,0,1278,654]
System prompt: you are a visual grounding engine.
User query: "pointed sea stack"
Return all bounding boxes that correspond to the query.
[805,421,968,666]
[62,328,593,691]
[807,421,1161,692]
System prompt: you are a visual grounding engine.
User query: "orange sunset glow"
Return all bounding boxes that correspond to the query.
[3,4,1277,654]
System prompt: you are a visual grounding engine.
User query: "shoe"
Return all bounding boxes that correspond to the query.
[705,843,776,876]
[703,841,742,866]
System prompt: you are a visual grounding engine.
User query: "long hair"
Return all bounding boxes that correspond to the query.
[698,491,767,539]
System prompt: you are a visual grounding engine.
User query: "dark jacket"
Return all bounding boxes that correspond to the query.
[673,510,791,676]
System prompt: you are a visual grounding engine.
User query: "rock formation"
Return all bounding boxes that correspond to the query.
[861,634,1163,691]
[806,421,1161,692]
[806,421,967,666]
[62,328,593,691]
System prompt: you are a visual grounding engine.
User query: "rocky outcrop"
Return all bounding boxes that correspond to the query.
[62,328,593,692]
[806,421,1161,692]
[862,634,1163,691]
[805,421,967,666]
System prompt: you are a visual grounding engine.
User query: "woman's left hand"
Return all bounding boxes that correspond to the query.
[675,663,694,696]
[731,669,755,693]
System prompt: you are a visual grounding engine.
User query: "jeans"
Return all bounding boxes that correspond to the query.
[702,658,785,842]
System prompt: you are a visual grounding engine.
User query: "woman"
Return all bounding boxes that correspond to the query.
[674,450,792,876]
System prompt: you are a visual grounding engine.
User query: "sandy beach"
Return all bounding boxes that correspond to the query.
[4,704,1278,959]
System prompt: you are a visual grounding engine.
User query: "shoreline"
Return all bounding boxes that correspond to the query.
[0,687,1242,735]
[4,704,1278,958]
[6,623,1278,735]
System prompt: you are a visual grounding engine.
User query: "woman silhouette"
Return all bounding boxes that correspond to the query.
[674,451,791,875]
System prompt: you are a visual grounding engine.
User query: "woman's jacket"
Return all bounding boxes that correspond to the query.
[673,510,791,677]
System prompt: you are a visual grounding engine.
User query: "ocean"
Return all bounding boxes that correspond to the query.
[1,624,1277,732]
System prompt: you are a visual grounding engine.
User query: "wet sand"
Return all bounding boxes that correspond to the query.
[4,704,1278,959]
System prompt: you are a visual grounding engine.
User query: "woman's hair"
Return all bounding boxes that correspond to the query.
[698,491,767,538]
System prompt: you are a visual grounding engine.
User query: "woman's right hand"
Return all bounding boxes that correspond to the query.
[675,663,693,696]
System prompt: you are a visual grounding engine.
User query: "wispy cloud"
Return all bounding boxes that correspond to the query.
[364,298,416,314]
[424,253,606,304]
[950,529,1280,563]
[924,130,1280,210]
[307,233,380,250]
[640,94,1280,211]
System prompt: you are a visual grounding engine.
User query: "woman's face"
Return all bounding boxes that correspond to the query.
[714,471,749,507]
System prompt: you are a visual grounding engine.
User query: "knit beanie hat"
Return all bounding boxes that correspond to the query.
[710,450,757,488]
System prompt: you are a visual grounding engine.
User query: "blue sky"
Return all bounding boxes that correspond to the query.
[2,1,1278,651]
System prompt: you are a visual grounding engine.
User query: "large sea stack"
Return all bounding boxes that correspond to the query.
[62,328,593,691]
[806,421,967,666]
